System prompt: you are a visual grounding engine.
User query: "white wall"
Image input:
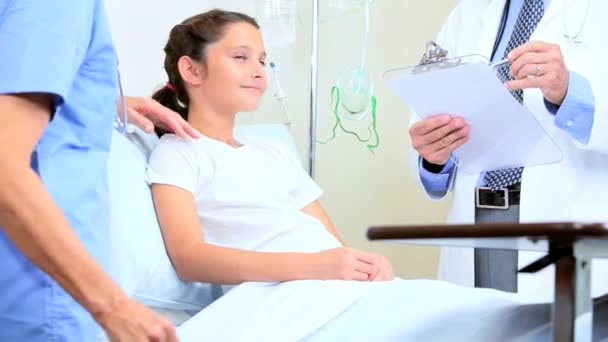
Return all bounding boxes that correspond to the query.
[105,0,458,279]
[105,0,250,97]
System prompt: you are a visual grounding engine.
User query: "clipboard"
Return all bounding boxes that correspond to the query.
[385,42,563,174]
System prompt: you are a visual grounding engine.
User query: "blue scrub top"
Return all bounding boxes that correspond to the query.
[0,0,117,340]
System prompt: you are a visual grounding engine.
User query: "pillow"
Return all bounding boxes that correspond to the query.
[108,126,219,310]
[107,123,298,310]
[108,127,163,296]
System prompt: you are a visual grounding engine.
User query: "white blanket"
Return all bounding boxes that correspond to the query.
[176,277,567,341]
[178,279,389,341]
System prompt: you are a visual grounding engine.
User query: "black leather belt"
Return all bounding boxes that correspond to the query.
[475,186,521,209]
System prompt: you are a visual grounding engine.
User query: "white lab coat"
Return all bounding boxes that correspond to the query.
[411,0,608,302]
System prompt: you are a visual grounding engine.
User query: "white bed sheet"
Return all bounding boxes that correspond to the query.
[175,279,556,341]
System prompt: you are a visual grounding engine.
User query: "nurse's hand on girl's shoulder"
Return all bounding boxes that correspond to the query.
[96,297,178,342]
[118,96,200,139]
[409,114,469,165]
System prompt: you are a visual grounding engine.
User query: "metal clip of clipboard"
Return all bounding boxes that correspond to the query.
[412,41,465,74]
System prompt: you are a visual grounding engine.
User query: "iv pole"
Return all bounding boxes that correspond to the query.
[307,0,373,178]
[308,0,320,178]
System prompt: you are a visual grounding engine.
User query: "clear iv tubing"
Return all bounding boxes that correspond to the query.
[355,0,370,93]
[270,62,292,129]
[359,0,370,69]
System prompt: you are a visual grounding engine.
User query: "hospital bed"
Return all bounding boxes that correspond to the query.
[101,123,606,341]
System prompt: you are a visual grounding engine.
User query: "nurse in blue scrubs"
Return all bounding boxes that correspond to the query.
[0,1,190,341]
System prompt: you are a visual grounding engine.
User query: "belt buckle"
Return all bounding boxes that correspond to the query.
[475,187,509,210]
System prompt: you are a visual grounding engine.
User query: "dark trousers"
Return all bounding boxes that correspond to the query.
[474,204,519,292]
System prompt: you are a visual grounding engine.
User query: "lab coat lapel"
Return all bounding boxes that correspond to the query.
[534,0,567,34]
[475,0,507,59]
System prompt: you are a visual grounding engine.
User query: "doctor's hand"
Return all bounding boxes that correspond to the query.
[409,114,470,165]
[312,247,382,281]
[117,96,200,139]
[505,41,569,106]
[96,297,178,342]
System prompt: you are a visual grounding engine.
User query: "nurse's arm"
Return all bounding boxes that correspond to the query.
[0,94,175,341]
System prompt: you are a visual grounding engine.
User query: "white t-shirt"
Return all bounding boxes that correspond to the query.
[146,132,342,253]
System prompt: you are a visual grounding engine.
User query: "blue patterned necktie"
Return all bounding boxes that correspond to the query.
[484,0,545,191]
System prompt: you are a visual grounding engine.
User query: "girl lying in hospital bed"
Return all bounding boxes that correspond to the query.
[145,9,578,341]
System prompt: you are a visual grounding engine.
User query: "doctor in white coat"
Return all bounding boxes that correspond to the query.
[408,0,608,302]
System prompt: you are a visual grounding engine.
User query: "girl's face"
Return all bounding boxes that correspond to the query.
[196,22,267,114]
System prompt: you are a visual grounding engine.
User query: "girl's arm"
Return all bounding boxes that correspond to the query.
[151,184,375,283]
[301,200,394,281]
[301,200,346,246]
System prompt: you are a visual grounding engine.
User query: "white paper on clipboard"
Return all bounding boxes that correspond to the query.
[384,54,562,174]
